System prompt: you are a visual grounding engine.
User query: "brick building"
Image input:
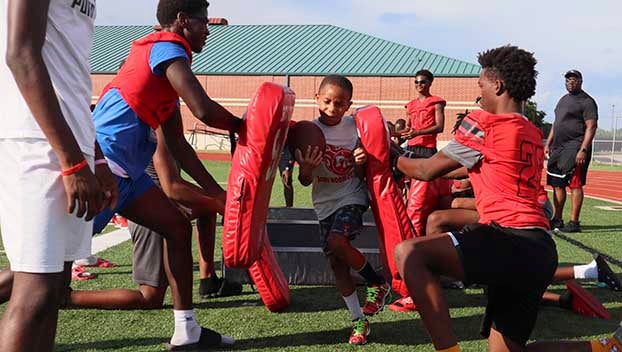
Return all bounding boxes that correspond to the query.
[91,21,480,149]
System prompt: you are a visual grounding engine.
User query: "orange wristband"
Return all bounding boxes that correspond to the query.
[60,159,88,176]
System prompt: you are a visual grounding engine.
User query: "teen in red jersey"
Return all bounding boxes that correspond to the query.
[391,45,620,352]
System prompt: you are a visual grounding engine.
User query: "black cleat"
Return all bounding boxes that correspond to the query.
[560,220,581,233]
[595,254,621,291]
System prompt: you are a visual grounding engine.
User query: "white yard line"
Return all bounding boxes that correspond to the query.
[546,189,622,205]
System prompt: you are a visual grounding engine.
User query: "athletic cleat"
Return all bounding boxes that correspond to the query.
[549,218,564,231]
[560,220,581,233]
[595,255,622,291]
[566,280,611,320]
[388,296,417,313]
[348,318,370,345]
[363,282,390,316]
[109,214,128,228]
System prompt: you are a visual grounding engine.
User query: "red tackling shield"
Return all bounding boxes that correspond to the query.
[354,105,415,298]
[223,82,295,268]
[248,227,291,312]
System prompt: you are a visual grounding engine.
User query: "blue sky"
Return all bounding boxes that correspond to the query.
[96,0,622,129]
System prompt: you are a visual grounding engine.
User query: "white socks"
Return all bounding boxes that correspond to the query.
[170,310,201,346]
[343,292,364,320]
[574,260,598,279]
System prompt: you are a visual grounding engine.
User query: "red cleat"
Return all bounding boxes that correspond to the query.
[387,296,417,313]
[85,256,116,268]
[566,280,611,320]
[71,266,97,281]
[114,215,128,228]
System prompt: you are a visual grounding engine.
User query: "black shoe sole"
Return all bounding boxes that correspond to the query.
[595,255,621,291]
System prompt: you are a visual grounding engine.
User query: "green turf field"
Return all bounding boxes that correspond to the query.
[589,162,622,172]
[1,160,621,351]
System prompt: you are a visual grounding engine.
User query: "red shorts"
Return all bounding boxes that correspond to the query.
[569,163,586,189]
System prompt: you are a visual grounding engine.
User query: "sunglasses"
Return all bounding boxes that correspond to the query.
[414,79,430,85]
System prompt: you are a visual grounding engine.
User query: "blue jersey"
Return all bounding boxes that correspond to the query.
[93,42,189,179]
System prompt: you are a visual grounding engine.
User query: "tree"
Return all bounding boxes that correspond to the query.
[524,99,551,136]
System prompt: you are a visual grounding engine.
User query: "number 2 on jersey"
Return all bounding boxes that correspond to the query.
[517,140,543,197]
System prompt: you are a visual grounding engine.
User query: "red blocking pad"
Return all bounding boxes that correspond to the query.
[223,82,295,268]
[248,227,291,312]
[354,105,415,298]
[566,280,611,320]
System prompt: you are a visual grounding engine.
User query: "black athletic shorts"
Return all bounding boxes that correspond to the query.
[450,223,558,346]
[405,145,437,159]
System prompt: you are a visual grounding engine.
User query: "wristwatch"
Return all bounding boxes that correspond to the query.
[580,147,587,153]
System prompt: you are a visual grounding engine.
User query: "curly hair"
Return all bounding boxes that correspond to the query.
[156,0,209,26]
[318,75,353,99]
[415,69,434,83]
[477,45,537,102]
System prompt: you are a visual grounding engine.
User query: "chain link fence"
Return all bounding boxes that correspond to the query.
[592,139,622,165]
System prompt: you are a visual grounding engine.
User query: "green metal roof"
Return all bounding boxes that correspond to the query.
[91,24,480,77]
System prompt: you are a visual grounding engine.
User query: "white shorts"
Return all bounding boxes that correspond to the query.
[0,138,93,273]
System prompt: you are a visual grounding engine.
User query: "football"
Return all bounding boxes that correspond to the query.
[286,121,326,158]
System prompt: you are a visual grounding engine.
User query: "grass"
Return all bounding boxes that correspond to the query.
[1,160,622,351]
[589,162,622,172]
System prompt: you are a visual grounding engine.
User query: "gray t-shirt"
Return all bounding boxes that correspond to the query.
[552,91,598,147]
[311,117,368,220]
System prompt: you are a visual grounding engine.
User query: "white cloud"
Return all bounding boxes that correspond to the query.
[95,0,622,129]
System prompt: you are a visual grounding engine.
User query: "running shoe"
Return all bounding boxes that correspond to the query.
[348,318,370,345]
[363,282,390,316]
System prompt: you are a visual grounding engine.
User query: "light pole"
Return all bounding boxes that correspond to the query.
[612,106,619,165]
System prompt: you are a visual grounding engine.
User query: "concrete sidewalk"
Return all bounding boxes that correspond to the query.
[92,228,130,254]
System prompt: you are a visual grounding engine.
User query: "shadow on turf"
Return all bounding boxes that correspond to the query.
[280,285,489,313]
[232,307,622,350]
[56,337,163,351]
[581,224,622,232]
[53,310,622,351]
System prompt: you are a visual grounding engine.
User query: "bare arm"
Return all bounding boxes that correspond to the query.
[415,103,445,136]
[6,0,84,168]
[160,109,225,195]
[164,59,241,133]
[403,103,446,139]
[544,124,554,157]
[396,150,462,181]
[153,127,225,214]
[581,119,597,151]
[6,0,102,219]
[442,166,468,179]
[353,146,367,180]
[94,141,119,211]
[576,119,597,166]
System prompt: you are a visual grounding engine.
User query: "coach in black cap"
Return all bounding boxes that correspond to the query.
[545,69,598,232]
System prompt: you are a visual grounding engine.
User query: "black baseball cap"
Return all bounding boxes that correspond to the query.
[564,69,582,79]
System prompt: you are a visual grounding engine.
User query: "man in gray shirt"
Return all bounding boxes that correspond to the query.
[545,70,598,233]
